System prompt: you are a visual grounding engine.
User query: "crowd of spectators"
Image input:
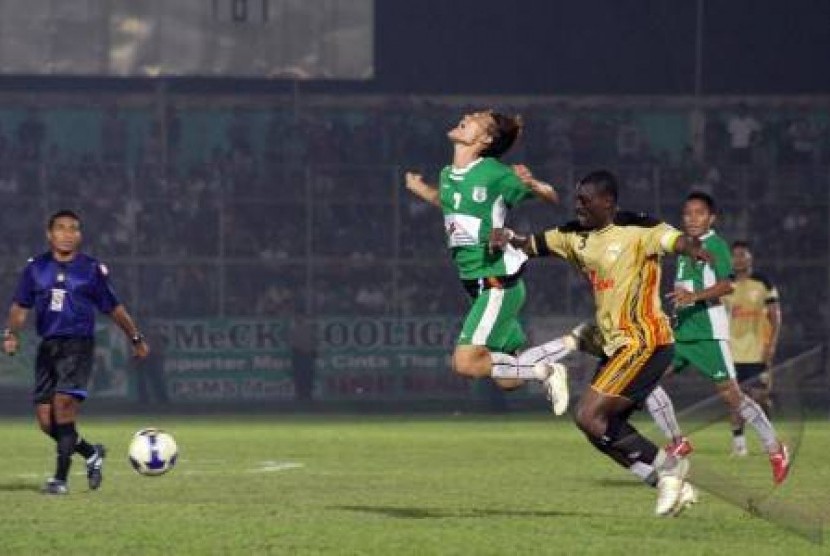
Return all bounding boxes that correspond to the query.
[0,97,826,346]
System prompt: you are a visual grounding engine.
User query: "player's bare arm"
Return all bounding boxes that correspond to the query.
[512,164,559,204]
[669,279,733,308]
[108,305,150,358]
[673,234,713,264]
[404,171,440,207]
[667,233,726,307]
[3,303,28,355]
[488,227,533,254]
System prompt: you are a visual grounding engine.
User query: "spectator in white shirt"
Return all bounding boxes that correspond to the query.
[726,104,762,165]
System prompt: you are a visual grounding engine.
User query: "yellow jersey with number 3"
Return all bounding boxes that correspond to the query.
[530,212,681,356]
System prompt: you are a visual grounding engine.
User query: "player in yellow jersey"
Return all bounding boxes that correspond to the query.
[724,241,782,447]
[490,170,706,517]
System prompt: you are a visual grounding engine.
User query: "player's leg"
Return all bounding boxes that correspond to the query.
[645,349,690,456]
[683,340,746,456]
[645,384,692,456]
[754,370,774,416]
[716,376,789,482]
[33,341,57,438]
[453,282,569,409]
[733,363,765,452]
[36,391,101,467]
[738,363,772,416]
[732,363,772,450]
[696,341,789,482]
[454,281,534,382]
[452,346,527,390]
[51,391,81,490]
[526,321,603,416]
[51,339,106,491]
[32,341,69,494]
[575,343,693,516]
[501,319,571,414]
[513,333,576,369]
[35,403,53,437]
[492,319,530,391]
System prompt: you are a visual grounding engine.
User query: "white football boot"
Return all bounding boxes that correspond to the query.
[533,362,569,416]
[655,457,691,517]
[669,481,699,517]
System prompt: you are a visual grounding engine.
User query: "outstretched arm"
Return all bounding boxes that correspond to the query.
[404,171,440,207]
[489,228,534,255]
[672,234,712,264]
[669,279,733,307]
[667,234,728,306]
[513,164,559,204]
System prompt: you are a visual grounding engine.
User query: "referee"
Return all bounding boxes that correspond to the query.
[3,210,149,495]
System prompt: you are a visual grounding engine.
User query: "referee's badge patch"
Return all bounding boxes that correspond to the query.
[49,288,66,312]
[472,186,487,203]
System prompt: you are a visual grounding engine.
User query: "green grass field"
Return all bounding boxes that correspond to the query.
[1,414,829,555]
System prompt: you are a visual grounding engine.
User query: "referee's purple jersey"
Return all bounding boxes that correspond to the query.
[13,252,120,339]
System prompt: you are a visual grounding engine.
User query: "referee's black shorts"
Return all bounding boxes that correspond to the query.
[33,337,95,404]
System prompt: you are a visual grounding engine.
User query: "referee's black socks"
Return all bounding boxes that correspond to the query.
[53,422,79,482]
[75,437,96,460]
[49,421,96,459]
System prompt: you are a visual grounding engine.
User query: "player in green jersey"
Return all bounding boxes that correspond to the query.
[405,110,574,413]
[646,191,789,484]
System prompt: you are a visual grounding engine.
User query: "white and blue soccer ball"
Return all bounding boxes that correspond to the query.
[128,428,178,476]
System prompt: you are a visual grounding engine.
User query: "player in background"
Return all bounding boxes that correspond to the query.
[724,240,782,445]
[646,192,789,483]
[491,170,705,517]
[3,210,149,494]
[404,110,574,414]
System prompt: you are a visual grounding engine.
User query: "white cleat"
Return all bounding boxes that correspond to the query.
[731,436,748,457]
[534,362,569,416]
[670,482,698,517]
[655,457,690,517]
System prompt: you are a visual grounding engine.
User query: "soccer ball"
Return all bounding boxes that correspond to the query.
[128,428,178,476]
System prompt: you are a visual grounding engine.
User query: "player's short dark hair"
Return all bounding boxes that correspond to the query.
[577,170,619,202]
[480,111,523,159]
[48,209,81,229]
[732,240,751,250]
[685,191,717,213]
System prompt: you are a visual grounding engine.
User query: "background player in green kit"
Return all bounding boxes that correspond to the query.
[404,110,574,413]
[649,191,790,484]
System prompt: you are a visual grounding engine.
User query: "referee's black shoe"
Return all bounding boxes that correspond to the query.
[42,478,68,495]
[87,444,106,490]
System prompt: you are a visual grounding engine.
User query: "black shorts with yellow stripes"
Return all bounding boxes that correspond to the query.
[590,343,674,404]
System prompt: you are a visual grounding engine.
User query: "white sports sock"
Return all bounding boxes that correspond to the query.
[652,448,682,474]
[738,395,779,453]
[489,352,539,380]
[629,461,657,486]
[645,385,683,441]
[516,337,573,368]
